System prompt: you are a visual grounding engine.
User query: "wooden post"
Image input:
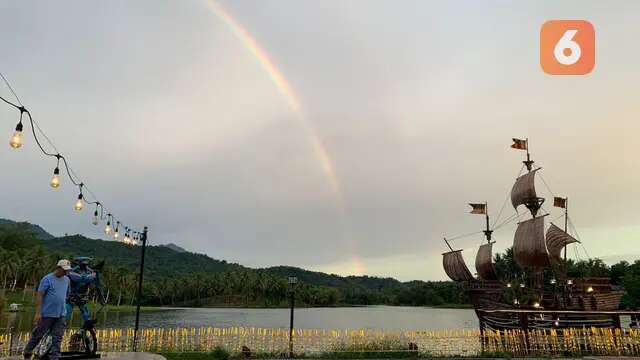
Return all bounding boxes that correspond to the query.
[519,312,530,353]
[477,310,486,354]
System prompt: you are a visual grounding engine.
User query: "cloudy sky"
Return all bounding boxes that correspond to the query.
[1,1,639,281]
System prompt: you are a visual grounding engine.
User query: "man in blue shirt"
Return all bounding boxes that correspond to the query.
[23,259,72,360]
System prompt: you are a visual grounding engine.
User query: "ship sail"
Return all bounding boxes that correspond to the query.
[442,250,474,282]
[546,223,579,263]
[511,169,540,209]
[475,242,497,280]
[513,216,550,268]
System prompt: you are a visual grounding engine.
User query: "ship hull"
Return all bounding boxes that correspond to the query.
[466,280,626,330]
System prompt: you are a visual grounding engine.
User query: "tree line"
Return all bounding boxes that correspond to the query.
[5,221,637,309]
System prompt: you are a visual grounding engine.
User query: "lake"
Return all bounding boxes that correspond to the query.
[1,306,478,333]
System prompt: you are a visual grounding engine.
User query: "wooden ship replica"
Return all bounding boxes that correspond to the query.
[442,138,628,330]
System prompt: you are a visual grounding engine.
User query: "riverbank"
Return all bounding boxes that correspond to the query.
[1,290,163,313]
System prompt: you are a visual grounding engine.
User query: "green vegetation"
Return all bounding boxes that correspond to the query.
[0,219,466,308]
[4,218,639,310]
[494,246,640,308]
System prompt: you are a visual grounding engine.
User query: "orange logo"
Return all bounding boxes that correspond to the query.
[540,20,595,75]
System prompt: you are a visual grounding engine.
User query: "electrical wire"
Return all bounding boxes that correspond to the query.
[0,71,143,241]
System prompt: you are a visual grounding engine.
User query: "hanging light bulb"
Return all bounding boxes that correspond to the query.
[104,214,112,235]
[554,318,560,327]
[74,184,84,211]
[74,194,84,211]
[114,222,120,240]
[92,210,99,225]
[567,279,573,285]
[550,278,557,285]
[50,167,61,188]
[506,283,512,288]
[9,119,23,149]
[513,299,519,305]
[519,283,525,288]
[586,286,594,293]
[50,155,62,189]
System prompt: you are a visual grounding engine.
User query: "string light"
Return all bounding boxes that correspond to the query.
[1,72,142,241]
[50,155,61,188]
[92,203,100,225]
[9,109,23,149]
[533,302,540,308]
[587,286,594,293]
[74,184,84,211]
[506,283,512,288]
[114,221,120,240]
[104,214,112,235]
[550,278,557,285]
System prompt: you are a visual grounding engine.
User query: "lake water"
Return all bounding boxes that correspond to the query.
[1,306,478,333]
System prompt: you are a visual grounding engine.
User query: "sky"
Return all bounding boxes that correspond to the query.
[1,1,640,281]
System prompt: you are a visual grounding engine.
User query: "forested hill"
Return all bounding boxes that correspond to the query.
[44,235,248,282]
[46,236,407,294]
[0,218,54,240]
[0,220,468,307]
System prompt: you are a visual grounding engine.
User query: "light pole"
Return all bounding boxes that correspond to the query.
[288,276,297,358]
[133,226,148,352]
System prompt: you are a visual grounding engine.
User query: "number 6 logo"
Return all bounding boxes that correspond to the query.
[541,20,595,75]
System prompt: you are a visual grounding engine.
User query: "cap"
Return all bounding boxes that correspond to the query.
[57,259,72,271]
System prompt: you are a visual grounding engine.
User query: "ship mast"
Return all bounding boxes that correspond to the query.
[523,138,534,172]
[483,201,492,243]
[520,139,544,217]
[563,197,568,264]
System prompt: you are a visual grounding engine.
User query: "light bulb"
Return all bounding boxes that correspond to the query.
[554,318,560,327]
[550,278,557,285]
[74,194,84,211]
[567,279,573,285]
[533,302,540,308]
[10,130,22,149]
[519,283,525,288]
[506,283,512,288]
[105,223,112,235]
[587,286,594,293]
[50,168,61,188]
[114,231,119,239]
[92,211,99,225]
[513,299,519,305]
[9,121,23,149]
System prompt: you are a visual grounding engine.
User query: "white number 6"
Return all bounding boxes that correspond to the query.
[554,29,581,65]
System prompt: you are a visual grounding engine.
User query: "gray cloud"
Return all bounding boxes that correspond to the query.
[2,1,640,281]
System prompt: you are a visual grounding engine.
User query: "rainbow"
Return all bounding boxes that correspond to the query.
[207,1,342,200]
[205,1,364,275]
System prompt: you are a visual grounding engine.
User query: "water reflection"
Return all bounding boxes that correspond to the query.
[2,306,478,333]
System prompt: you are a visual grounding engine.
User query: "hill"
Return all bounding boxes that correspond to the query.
[162,243,187,253]
[0,218,54,240]
[43,235,247,282]
[0,219,468,307]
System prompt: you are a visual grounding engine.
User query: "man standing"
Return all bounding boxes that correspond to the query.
[23,259,72,360]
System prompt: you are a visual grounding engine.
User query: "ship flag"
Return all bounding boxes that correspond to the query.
[553,197,567,209]
[511,138,528,150]
[469,203,487,214]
